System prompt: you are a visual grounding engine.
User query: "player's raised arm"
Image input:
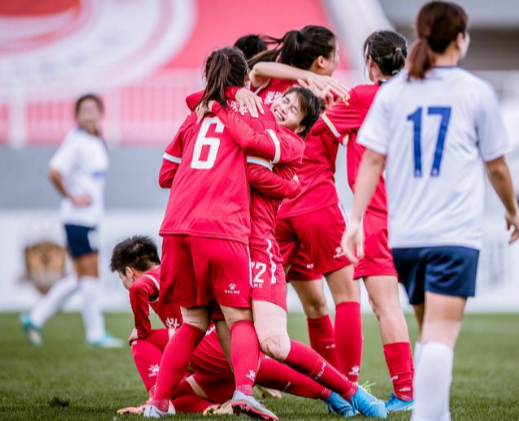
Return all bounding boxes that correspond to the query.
[247,159,301,199]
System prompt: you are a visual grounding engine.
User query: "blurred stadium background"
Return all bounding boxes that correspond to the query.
[0,0,518,315]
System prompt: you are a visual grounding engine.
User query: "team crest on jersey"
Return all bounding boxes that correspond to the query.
[225,283,240,295]
[264,91,283,105]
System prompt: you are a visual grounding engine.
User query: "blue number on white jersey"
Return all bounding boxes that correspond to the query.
[407,106,451,177]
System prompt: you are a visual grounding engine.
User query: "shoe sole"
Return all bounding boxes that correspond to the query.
[231,401,278,421]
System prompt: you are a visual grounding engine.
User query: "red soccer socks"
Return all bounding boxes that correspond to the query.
[335,302,363,382]
[383,342,414,400]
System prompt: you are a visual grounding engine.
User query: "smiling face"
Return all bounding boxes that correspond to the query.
[270,91,304,134]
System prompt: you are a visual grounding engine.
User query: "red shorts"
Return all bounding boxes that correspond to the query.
[250,237,287,311]
[354,210,397,279]
[160,235,252,309]
[276,203,351,281]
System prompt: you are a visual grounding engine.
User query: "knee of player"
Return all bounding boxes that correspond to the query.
[304,299,329,318]
[259,333,291,361]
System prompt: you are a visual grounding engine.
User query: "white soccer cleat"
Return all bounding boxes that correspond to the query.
[87,333,124,348]
[143,404,168,418]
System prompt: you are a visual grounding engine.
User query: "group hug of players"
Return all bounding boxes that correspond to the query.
[108,18,418,420]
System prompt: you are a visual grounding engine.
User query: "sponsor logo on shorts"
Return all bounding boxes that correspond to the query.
[306,263,314,270]
[225,283,240,295]
[165,318,180,330]
[148,364,160,378]
[334,246,345,259]
[325,343,336,350]
[205,325,216,336]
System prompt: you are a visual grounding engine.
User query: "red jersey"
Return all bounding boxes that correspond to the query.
[211,104,305,239]
[312,84,388,215]
[254,78,296,106]
[159,100,279,244]
[129,267,183,339]
[277,128,344,219]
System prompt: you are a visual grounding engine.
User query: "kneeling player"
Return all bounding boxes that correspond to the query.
[110,236,359,416]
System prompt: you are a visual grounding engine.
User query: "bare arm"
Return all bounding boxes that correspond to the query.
[486,156,519,243]
[48,168,90,206]
[249,62,348,97]
[341,149,386,263]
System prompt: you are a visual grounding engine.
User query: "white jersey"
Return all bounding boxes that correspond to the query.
[358,67,511,250]
[49,128,109,227]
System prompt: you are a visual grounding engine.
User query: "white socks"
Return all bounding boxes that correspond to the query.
[411,342,453,421]
[79,277,106,343]
[30,275,79,328]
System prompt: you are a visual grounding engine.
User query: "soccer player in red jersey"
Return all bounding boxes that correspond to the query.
[109,236,377,417]
[195,86,387,418]
[150,47,279,420]
[311,31,415,412]
[247,27,362,382]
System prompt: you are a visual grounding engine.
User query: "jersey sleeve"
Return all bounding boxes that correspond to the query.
[129,279,157,339]
[476,82,512,161]
[49,133,79,175]
[311,90,364,144]
[356,88,390,155]
[159,116,190,188]
[247,159,301,199]
[211,102,282,163]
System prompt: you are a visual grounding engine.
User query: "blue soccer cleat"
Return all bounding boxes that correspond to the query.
[20,312,42,347]
[325,391,357,417]
[385,393,414,412]
[231,390,278,420]
[87,332,124,348]
[350,386,388,418]
[143,403,168,418]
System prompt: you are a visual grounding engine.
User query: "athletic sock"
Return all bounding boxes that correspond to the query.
[30,275,78,328]
[307,315,340,368]
[131,338,164,393]
[230,321,260,396]
[335,301,362,382]
[78,277,105,342]
[153,324,205,406]
[383,342,414,400]
[411,342,453,421]
[257,355,332,400]
[284,340,357,400]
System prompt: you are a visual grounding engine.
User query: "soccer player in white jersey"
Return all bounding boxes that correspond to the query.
[342,2,519,421]
[21,94,123,348]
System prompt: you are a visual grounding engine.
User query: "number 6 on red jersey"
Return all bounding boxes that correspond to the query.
[191,117,224,170]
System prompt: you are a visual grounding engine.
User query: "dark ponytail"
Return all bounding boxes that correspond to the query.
[408,1,468,80]
[248,25,336,71]
[201,47,248,108]
[363,30,408,77]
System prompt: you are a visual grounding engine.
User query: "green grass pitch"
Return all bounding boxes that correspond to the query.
[1,312,518,420]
